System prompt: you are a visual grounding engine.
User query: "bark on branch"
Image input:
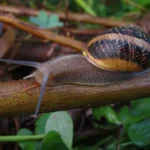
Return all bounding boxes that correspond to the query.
[0,74,149,117]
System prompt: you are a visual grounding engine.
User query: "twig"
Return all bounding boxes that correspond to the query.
[0,15,85,52]
[0,5,131,27]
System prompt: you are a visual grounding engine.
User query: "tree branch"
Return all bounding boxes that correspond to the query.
[0,74,149,117]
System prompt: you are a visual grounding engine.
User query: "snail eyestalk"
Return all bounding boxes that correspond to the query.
[0,59,40,68]
[34,74,49,118]
[23,72,36,80]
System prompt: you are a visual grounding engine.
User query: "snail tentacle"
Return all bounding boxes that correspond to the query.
[34,74,49,117]
[23,72,37,80]
[0,59,40,68]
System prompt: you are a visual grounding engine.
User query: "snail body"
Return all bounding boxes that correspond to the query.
[0,25,150,116]
[0,54,137,85]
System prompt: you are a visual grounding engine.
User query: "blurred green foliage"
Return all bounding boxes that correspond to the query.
[27,0,150,18]
[73,0,149,18]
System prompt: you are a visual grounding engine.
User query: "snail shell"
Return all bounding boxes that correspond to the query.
[83,25,150,72]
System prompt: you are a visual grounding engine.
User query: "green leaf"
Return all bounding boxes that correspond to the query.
[35,113,51,134]
[47,14,64,28]
[17,128,34,149]
[117,99,150,125]
[41,131,69,150]
[126,113,150,125]
[92,107,105,120]
[124,98,150,124]
[45,111,73,149]
[30,11,47,28]
[131,98,150,116]
[30,10,63,28]
[24,142,35,150]
[128,118,150,147]
[118,106,130,124]
[93,106,121,125]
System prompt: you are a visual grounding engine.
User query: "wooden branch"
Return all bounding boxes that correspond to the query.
[0,5,131,27]
[0,74,150,117]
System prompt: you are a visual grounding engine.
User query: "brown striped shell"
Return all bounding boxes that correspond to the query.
[83,25,150,72]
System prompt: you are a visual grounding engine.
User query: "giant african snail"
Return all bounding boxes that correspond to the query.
[0,25,150,117]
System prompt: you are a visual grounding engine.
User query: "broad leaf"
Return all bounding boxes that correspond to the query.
[93,106,121,125]
[118,106,130,124]
[41,131,69,150]
[35,113,51,134]
[45,111,73,149]
[17,128,35,150]
[130,98,150,116]
[128,118,150,147]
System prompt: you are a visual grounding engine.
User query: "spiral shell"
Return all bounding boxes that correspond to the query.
[83,25,150,72]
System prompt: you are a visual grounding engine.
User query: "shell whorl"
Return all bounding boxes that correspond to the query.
[83,25,150,72]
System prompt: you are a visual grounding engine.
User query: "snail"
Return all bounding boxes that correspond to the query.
[0,24,150,117]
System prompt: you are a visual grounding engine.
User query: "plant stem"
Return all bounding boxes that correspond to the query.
[0,134,45,142]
